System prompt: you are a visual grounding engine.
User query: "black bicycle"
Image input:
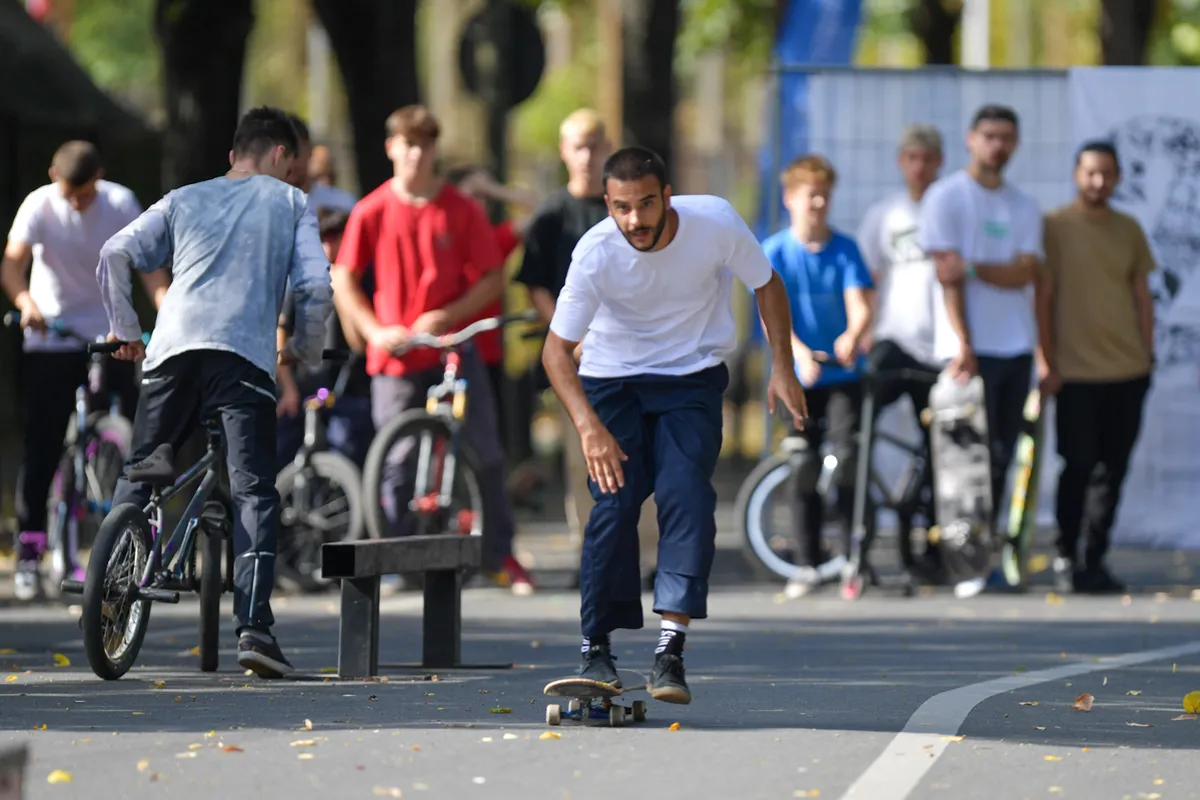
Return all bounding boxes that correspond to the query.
[734,353,939,598]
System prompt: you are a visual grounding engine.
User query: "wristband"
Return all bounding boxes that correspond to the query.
[964,261,977,279]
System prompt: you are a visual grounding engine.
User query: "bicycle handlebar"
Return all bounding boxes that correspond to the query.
[388,309,542,356]
[809,350,940,384]
[4,310,92,345]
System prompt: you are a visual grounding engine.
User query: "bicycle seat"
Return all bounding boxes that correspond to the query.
[128,444,177,487]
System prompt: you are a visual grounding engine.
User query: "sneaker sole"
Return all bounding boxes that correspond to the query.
[649,685,691,704]
[238,650,294,679]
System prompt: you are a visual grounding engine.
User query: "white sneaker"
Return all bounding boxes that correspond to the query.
[14,564,39,602]
[784,566,821,599]
[954,577,986,599]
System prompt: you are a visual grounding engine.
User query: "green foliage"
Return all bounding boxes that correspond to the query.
[69,0,161,113]
[676,0,778,73]
[1152,0,1200,64]
[511,34,598,155]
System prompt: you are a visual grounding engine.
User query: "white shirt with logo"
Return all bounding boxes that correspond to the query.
[917,169,1044,362]
[550,195,774,378]
[8,180,142,352]
[856,191,937,365]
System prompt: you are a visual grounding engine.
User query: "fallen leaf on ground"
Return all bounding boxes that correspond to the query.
[1034,726,1046,731]
[0,649,15,655]
[175,752,196,759]
[52,653,70,667]
[372,789,403,798]
[1183,691,1200,713]
[488,707,511,714]
[136,760,150,772]
[1071,693,1094,712]
[669,722,681,731]
[318,667,337,674]
[187,743,203,750]
[1126,689,1142,696]
[1044,755,1062,761]
[1155,779,1165,785]
[793,791,821,798]
[1171,714,1197,721]
[46,770,72,784]
[151,680,166,689]
[1125,722,1153,727]
[538,732,560,740]
[304,719,313,731]
[481,737,493,743]
[297,753,314,760]
[190,646,200,655]
[1045,592,1063,605]
[131,712,145,716]
[222,745,243,753]
[940,735,964,742]
[4,676,17,683]
[410,746,420,751]
[290,740,317,747]
[502,733,519,740]
[1019,701,1039,706]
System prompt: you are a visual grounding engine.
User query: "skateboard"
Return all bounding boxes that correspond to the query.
[920,371,994,584]
[1000,389,1045,589]
[542,678,648,727]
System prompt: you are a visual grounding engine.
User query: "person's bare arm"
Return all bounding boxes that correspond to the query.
[844,286,873,346]
[138,270,170,309]
[441,269,504,325]
[753,271,797,374]
[528,286,557,324]
[974,254,1038,288]
[931,251,972,350]
[0,240,35,319]
[331,265,380,341]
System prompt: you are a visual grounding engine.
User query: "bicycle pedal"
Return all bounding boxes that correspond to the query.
[137,587,181,603]
[60,579,85,595]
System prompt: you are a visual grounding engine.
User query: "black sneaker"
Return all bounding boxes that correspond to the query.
[578,644,621,687]
[649,652,691,704]
[237,630,294,679]
[1075,564,1126,595]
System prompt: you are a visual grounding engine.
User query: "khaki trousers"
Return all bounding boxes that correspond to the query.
[559,404,659,569]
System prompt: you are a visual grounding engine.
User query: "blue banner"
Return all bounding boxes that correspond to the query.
[748,0,863,342]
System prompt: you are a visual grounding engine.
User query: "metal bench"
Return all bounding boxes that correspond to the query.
[320,534,512,678]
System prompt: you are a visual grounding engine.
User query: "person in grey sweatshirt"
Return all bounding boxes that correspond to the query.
[95,106,333,678]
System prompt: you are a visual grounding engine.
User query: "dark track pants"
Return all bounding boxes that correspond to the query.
[976,354,1033,519]
[113,350,280,634]
[578,364,728,637]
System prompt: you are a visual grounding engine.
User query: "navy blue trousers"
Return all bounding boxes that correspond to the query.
[579,364,728,637]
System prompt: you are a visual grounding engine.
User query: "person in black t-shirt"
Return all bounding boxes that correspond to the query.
[514,109,660,579]
[276,207,376,470]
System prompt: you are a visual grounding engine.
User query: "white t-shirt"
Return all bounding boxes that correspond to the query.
[856,191,937,365]
[917,170,1044,362]
[550,194,773,378]
[8,180,142,352]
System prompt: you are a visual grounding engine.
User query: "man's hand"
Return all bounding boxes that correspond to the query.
[935,255,965,284]
[948,345,977,382]
[370,325,411,354]
[277,377,301,419]
[796,348,822,387]
[579,418,627,494]
[107,333,145,362]
[833,331,858,366]
[15,293,45,332]
[1037,360,1062,396]
[767,367,809,430]
[409,310,453,336]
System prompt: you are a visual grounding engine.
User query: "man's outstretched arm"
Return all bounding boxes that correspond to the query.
[97,195,175,343]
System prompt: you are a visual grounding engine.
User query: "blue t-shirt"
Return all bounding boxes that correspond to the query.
[762,228,874,388]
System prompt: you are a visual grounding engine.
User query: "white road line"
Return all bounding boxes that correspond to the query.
[839,640,1200,800]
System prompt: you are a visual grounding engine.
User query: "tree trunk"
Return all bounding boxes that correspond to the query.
[312,0,420,195]
[155,0,255,191]
[1099,0,1156,65]
[621,0,680,184]
[908,0,962,65]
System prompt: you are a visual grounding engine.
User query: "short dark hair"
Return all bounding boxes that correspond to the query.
[1076,139,1121,171]
[288,114,311,145]
[602,146,668,191]
[316,207,350,240]
[231,106,300,160]
[52,140,103,187]
[385,105,440,142]
[971,104,1020,131]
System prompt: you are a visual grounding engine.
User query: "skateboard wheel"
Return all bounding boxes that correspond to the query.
[632,700,647,722]
[609,706,625,727]
[568,698,582,714]
[546,704,561,726]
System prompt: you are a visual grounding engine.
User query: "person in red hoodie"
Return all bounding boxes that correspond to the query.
[330,105,533,595]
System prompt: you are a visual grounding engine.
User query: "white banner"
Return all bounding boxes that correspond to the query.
[1070,67,1200,550]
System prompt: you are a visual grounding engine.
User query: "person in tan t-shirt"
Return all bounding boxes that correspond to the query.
[1036,140,1155,595]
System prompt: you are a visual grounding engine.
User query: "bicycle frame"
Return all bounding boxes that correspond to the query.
[412,347,470,511]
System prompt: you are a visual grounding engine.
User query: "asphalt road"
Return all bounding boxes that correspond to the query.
[3,577,1200,800]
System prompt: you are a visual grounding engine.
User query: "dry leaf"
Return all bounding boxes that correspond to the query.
[1155,779,1165,785]
[940,735,964,742]
[297,753,314,760]
[175,752,197,759]
[187,743,203,750]
[794,792,821,798]
[151,680,166,689]
[222,745,243,753]
[1045,592,1064,605]
[1071,693,1094,711]
[1102,676,1108,686]
[190,646,200,655]
[1044,755,1062,761]
[290,739,317,747]
[0,649,15,655]
[304,719,313,731]
[1019,701,1039,706]
[318,667,338,674]
[502,733,519,740]
[1183,691,1200,713]
[46,770,72,784]
[488,707,511,714]
[136,760,150,772]
[1127,690,1142,696]
[1034,726,1046,731]
[669,722,682,731]
[372,789,404,798]
[4,675,17,683]
[131,711,145,716]
[410,746,420,751]
[52,653,70,667]
[1125,722,1153,727]
[539,731,561,740]
[1171,714,1197,721]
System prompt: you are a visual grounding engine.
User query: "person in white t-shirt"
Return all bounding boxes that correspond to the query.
[542,146,807,704]
[917,104,1044,597]
[0,140,168,600]
[856,123,946,583]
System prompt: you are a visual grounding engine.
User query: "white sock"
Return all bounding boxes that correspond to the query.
[656,620,688,655]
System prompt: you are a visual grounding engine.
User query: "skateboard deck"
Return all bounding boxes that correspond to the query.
[923,371,994,584]
[542,677,649,727]
[1001,389,1045,588]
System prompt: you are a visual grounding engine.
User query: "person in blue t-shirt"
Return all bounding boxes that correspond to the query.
[762,154,874,597]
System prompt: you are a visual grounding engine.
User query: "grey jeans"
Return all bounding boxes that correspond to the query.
[370,346,515,570]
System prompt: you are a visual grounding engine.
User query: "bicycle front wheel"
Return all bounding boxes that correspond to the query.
[361,411,486,542]
[733,454,805,582]
[81,503,153,680]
